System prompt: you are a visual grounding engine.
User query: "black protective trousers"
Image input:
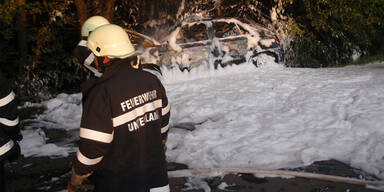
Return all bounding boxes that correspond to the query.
[0,161,5,192]
[90,170,150,192]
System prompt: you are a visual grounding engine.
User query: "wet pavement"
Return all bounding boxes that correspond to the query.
[5,157,382,192]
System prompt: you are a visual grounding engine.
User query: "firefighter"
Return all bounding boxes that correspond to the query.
[0,71,22,191]
[68,24,170,192]
[73,15,110,78]
[73,16,110,105]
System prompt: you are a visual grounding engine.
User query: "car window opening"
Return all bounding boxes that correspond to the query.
[176,23,208,44]
[213,22,241,38]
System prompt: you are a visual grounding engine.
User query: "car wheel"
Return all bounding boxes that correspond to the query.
[251,53,279,68]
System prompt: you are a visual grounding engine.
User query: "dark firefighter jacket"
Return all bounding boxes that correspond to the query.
[74,59,170,192]
[0,72,21,162]
[141,64,163,84]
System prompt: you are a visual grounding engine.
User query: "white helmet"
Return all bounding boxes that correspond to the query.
[81,16,110,37]
[87,24,135,58]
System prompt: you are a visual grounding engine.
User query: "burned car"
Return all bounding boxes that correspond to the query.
[156,18,284,72]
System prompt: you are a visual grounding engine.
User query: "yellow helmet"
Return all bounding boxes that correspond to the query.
[87,24,135,58]
[81,16,110,37]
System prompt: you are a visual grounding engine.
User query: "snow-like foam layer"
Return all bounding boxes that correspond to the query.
[23,62,384,180]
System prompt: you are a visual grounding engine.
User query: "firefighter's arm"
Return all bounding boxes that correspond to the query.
[69,85,113,192]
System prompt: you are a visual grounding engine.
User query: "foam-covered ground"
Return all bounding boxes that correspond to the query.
[20,61,384,183]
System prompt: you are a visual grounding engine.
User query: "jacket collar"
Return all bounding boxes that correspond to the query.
[100,58,132,81]
[81,58,132,102]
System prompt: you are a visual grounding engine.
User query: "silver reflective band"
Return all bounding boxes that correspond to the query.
[78,40,87,47]
[80,128,114,143]
[0,91,15,107]
[0,139,14,156]
[0,117,19,127]
[150,184,170,192]
[162,102,171,116]
[76,150,103,166]
[112,99,162,127]
[83,53,102,77]
[84,53,95,66]
[161,124,169,134]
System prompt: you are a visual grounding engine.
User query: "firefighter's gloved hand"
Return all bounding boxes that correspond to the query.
[69,166,93,192]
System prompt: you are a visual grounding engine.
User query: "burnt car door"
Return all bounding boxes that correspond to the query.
[211,20,249,69]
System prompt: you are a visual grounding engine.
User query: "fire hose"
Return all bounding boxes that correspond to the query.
[168,168,384,190]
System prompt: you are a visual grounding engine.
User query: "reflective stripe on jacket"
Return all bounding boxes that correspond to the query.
[0,72,20,159]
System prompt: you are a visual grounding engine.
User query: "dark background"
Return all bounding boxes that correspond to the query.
[0,0,383,101]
